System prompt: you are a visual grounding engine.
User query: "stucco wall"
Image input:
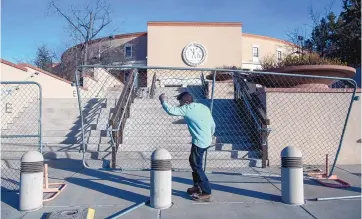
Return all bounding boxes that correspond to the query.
[265,90,361,166]
[81,68,123,99]
[242,34,293,70]
[336,93,361,165]
[58,33,148,79]
[147,23,242,68]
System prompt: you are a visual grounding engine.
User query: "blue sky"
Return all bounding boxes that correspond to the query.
[1,0,343,63]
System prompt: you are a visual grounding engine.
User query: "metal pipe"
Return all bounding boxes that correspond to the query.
[210,70,216,113]
[316,195,361,201]
[107,199,150,219]
[74,69,88,169]
[329,79,357,177]
[204,71,216,172]
[38,82,43,154]
[204,151,208,172]
[77,65,357,82]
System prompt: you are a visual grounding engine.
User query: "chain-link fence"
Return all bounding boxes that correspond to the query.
[1,81,42,191]
[75,66,357,176]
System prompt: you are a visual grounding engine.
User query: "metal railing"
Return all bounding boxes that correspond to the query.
[108,69,138,168]
[150,72,157,98]
[232,73,271,167]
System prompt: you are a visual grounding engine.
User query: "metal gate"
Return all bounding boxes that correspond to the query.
[1,81,42,191]
[74,65,357,176]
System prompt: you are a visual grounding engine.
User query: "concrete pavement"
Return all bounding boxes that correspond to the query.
[1,165,360,219]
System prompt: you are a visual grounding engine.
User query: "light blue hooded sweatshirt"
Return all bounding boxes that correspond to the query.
[162,102,215,148]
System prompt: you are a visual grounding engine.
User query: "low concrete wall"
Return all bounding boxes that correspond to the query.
[265,88,361,166]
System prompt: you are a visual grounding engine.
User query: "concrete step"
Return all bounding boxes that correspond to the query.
[1,136,112,144]
[1,129,107,138]
[124,129,190,137]
[1,151,111,160]
[123,136,192,144]
[118,143,256,152]
[1,158,108,170]
[123,122,246,131]
[14,108,109,119]
[116,157,262,169]
[0,142,112,152]
[5,119,109,129]
[125,117,186,125]
[116,150,257,159]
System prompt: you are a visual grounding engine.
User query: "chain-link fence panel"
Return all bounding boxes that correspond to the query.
[1,81,42,191]
[76,66,356,177]
[211,70,356,176]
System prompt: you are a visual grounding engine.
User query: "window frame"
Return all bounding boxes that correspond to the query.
[124,44,133,58]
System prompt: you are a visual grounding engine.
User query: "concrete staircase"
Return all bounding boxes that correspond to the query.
[117,86,262,170]
[1,85,124,176]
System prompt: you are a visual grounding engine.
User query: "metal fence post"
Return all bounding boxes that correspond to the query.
[210,70,216,113]
[204,70,216,172]
[74,69,86,155]
[38,83,43,154]
[328,79,357,177]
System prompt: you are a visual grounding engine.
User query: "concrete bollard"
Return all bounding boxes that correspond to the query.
[150,148,172,209]
[281,146,305,205]
[19,151,44,212]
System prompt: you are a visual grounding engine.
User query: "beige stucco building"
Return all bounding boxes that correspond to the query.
[58,22,294,74]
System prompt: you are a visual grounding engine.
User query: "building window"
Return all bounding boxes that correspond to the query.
[252,47,259,58]
[277,50,282,61]
[124,45,132,58]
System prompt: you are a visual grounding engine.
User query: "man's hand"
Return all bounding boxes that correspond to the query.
[159,93,166,103]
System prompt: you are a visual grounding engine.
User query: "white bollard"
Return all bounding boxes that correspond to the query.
[281,146,305,205]
[19,151,44,212]
[150,148,172,209]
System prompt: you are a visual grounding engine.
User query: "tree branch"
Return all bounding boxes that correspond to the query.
[50,1,86,39]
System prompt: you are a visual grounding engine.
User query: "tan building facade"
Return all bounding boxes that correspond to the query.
[58,21,294,75]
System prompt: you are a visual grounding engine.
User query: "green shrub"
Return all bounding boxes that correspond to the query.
[260,53,347,70]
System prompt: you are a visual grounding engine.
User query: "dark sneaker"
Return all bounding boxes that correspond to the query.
[192,193,212,202]
[187,186,201,195]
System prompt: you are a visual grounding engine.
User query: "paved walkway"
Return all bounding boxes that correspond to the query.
[1,165,361,219]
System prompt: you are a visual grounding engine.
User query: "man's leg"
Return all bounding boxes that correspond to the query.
[187,146,201,195]
[190,145,211,201]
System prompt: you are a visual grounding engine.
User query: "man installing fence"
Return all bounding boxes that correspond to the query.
[159,91,215,202]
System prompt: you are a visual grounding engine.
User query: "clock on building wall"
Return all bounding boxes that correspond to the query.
[182,42,207,67]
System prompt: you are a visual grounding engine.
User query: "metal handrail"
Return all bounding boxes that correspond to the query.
[233,74,268,131]
[115,78,137,131]
[110,69,136,125]
[108,78,137,145]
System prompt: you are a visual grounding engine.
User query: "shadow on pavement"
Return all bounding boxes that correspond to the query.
[265,176,362,193]
[172,176,281,202]
[1,188,19,210]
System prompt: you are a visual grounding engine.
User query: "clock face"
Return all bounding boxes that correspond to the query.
[182,43,207,67]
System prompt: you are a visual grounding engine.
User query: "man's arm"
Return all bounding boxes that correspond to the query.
[159,93,188,116]
[162,102,188,116]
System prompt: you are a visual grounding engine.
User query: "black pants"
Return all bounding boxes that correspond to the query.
[189,144,211,194]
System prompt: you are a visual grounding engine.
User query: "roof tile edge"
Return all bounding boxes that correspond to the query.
[18,63,73,85]
[0,59,28,72]
[147,21,242,27]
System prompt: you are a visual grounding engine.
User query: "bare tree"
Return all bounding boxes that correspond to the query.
[49,0,112,66]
